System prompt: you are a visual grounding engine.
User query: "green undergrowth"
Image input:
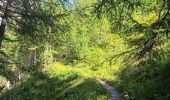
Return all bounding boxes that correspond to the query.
[46,62,118,81]
[0,62,114,100]
[108,57,170,100]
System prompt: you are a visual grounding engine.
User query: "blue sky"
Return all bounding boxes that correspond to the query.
[58,0,77,9]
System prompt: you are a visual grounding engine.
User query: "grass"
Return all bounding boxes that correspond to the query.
[0,62,115,100]
[63,78,110,100]
[46,62,118,80]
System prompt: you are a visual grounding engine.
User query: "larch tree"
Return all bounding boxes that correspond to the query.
[94,0,170,58]
[0,0,69,89]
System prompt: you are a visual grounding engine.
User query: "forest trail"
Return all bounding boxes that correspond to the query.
[97,79,120,100]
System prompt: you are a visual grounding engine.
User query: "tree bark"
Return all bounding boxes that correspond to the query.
[0,16,7,47]
[0,0,12,48]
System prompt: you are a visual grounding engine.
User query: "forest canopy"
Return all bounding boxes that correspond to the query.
[0,0,170,100]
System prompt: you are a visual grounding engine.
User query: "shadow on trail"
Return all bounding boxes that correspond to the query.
[0,68,110,100]
[63,78,110,100]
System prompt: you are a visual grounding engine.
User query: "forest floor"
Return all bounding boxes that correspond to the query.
[97,79,120,100]
[0,62,118,99]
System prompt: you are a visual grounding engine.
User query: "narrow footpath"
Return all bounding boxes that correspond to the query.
[97,79,120,100]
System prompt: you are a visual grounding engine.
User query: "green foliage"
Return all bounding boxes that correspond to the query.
[0,76,6,87]
[0,63,112,99]
[134,12,158,26]
[114,42,170,99]
[64,78,110,100]
[82,47,106,66]
[1,0,170,99]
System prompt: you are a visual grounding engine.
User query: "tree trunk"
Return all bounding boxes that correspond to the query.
[0,0,12,48]
[27,50,36,67]
[5,80,11,89]
[0,16,7,47]
[30,51,36,67]
[16,46,22,81]
[0,0,13,90]
[27,52,31,67]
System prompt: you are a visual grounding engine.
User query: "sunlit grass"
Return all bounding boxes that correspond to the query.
[0,62,114,99]
[45,62,117,81]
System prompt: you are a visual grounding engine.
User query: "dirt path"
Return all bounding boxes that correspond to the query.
[97,79,120,100]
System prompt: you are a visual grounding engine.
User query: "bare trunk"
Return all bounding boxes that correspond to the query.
[5,80,11,89]
[0,0,12,48]
[0,18,6,47]
[30,51,36,66]
[27,50,36,67]
[0,0,13,90]
[27,53,31,67]
[141,0,144,20]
